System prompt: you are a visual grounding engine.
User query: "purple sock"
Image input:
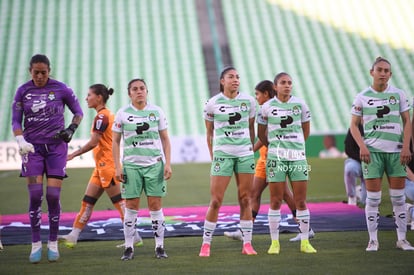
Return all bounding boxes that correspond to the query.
[28,184,43,243]
[46,186,61,242]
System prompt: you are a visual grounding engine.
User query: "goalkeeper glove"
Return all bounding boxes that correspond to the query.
[54,123,78,143]
[16,135,35,155]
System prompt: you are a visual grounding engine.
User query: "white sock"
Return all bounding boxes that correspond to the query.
[124,208,138,249]
[297,209,310,241]
[390,188,407,241]
[202,220,216,244]
[31,241,42,253]
[150,209,165,249]
[365,191,381,241]
[240,219,253,244]
[69,227,82,239]
[268,209,281,241]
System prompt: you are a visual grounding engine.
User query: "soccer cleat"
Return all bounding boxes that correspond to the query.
[366,240,379,252]
[242,243,257,255]
[348,196,357,206]
[289,228,315,242]
[396,240,414,251]
[116,231,144,248]
[267,240,280,254]
[47,241,59,262]
[58,234,77,248]
[224,230,243,241]
[121,247,134,261]
[300,239,317,253]
[0,239,3,251]
[199,243,211,257]
[155,246,168,259]
[29,241,42,263]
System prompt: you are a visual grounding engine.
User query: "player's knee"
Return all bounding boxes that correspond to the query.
[110,194,123,204]
[390,188,405,207]
[366,191,381,207]
[83,195,98,205]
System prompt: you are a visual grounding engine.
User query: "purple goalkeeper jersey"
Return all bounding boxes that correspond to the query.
[11,79,83,144]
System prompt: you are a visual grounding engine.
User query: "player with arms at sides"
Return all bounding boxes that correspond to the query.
[257,72,316,254]
[59,84,142,248]
[11,54,83,263]
[199,66,257,257]
[350,57,414,251]
[224,80,315,242]
[112,78,172,260]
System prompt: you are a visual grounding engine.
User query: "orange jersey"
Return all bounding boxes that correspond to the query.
[254,146,268,179]
[91,108,115,168]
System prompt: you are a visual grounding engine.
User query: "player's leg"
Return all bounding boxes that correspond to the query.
[344,158,359,205]
[267,180,284,254]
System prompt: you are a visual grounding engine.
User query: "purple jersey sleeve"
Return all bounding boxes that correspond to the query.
[11,79,83,144]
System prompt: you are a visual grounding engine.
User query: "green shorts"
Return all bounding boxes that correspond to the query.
[362,152,406,179]
[210,155,255,176]
[266,159,309,182]
[121,161,167,198]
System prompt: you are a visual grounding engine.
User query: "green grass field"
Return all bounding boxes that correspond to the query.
[1,158,414,274]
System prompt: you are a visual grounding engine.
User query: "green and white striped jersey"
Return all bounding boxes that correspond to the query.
[113,103,168,167]
[257,96,311,161]
[203,92,256,157]
[351,85,410,153]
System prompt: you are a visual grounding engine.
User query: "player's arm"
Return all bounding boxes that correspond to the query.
[249,117,255,146]
[257,124,268,147]
[112,131,123,182]
[400,110,412,165]
[205,120,214,160]
[160,129,172,180]
[67,131,101,161]
[302,121,310,141]
[350,114,370,163]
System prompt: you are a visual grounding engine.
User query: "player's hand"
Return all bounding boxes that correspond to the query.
[164,164,172,180]
[15,135,35,155]
[54,123,78,143]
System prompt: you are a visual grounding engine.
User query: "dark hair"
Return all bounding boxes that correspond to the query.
[371,56,391,71]
[273,72,291,84]
[219,66,236,92]
[127,78,147,93]
[29,54,50,69]
[89,84,114,104]
[255,80,276,98]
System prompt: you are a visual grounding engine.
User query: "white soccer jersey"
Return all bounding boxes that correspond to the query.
[113,103,168,167]
[203,92,256,157]
[351,85,410,153]
[257,96,311,161]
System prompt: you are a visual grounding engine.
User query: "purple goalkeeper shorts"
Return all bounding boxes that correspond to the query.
[21,142,68,178]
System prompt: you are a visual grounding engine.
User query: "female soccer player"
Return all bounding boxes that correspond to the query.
[199,66,257,257]
[350,57,414,251]
[112,78,172,260]
[257,72,316,254]
[11,54,83,263]
[59,84,142,248]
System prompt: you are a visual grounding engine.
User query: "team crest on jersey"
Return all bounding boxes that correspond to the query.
[240,103,248,112]
[292,105,300,116]
[213,162,221,172]
[48,92,55,100]
[148,113,156,121]
[268,168,275,178]
[389,96,397,105]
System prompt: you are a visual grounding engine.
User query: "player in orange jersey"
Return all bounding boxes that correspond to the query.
[59,84,142,248]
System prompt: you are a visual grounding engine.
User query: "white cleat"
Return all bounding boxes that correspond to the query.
[116,231,143,248]
[396,240,414,251]
[289,228,315,242]
[366,240,379,252]
[224,230,243,241]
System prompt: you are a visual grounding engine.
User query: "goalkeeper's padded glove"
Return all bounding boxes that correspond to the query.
[54,123,78,143]
[16,135,35,155]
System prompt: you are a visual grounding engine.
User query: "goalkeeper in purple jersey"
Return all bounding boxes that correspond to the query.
[11,54,83,263]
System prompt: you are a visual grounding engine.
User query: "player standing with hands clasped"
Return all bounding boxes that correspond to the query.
[199,66,257,257]
[11,54,83,263]
[257,72,316,254]
[112,78,172,260]
[350,57,414,251]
